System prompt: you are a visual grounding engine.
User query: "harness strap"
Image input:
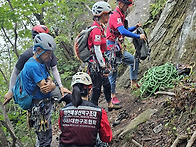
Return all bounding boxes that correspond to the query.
[32,97,51,105]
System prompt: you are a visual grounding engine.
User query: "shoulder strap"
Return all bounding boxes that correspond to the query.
[90,25,102,32]
[20,70,38,96]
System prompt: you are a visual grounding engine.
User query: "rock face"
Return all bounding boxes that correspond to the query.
[126,0,154,27]
[149,0,196,65]
[118,0,196,89]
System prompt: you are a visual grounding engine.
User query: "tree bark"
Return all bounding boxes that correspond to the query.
[6,0,19,58]
[0,124,8,147]
[0,67,9,87]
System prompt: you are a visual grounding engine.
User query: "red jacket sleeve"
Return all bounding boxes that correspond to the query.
[58,110,64,130]
[99,108,113,143]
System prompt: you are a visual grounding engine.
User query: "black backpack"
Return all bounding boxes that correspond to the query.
[133,27,151,60]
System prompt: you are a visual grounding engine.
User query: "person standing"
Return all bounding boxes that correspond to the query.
[58,72,112,147]
[21,33,57,146]
[106,0,147,103]
[88,1,122,111]
[3,25,71,106]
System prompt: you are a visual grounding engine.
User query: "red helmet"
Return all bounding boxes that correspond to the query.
[32,25,50,39]
[117,0,133,6]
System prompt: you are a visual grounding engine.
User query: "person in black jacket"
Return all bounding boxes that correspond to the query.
[58,72,112,147]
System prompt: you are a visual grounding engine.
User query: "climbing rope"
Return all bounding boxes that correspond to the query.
[138,63,182,99]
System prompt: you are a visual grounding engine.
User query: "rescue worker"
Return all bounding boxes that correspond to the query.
[88,1,122,111]
[3,25,72,105]
[106,0,147,103]
[58,72,112,147]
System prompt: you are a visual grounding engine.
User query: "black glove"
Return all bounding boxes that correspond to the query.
[102,67,110,74]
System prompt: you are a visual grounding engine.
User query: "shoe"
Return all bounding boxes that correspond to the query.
[136,83,140,88]
[113,110,129,127]
[131,83,140,90]
[108,105,122,112]
[112,96,120,105]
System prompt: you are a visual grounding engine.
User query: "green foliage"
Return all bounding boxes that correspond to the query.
[59,60,80,89]
[124,38,135,55]
[144,0,167,26]
[150,0,167,19]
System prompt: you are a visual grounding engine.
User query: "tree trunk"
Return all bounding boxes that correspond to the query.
[0,124,8,147]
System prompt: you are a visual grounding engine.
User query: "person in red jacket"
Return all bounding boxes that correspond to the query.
[106,0,147,103]
[58,72,112,147]
[88,1,122,111]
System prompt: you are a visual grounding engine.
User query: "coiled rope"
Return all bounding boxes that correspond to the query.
[138,63,181,99]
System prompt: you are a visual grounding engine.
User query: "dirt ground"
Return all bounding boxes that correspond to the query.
[51,83,196,147]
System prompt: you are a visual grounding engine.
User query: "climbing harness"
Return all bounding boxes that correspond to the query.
[28,99,52,132]
[107,40,124,72]
[138,63,183,99]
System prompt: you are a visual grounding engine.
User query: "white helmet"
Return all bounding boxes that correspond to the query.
[34,33,56,51]
[92,1,112,16]
[71,72,92,87]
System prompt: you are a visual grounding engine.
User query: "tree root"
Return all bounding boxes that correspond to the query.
[171,134,188,147]
[186,131,196,147]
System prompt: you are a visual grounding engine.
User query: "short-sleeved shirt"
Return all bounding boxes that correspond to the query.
[106,7,125,42]
[88,21,106,54]
[16,46,57,71]
[22,57,50,99]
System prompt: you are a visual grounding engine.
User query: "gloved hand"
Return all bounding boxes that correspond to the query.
[102,67,110,74]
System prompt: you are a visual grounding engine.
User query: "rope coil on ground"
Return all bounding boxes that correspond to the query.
[139,63,181,99]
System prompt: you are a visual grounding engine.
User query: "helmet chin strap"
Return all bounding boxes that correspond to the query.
[35,47,46,63]
[119,3,126,14]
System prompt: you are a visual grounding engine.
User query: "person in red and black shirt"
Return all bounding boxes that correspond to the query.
[58,72,112,147]
[106,0,147,103]
[88,1,122,111]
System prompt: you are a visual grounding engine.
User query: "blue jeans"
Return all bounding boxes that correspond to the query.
[106,40,139,94]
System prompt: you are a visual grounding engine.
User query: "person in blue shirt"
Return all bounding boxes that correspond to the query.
[23,33,56,147]
[3,25,72,106]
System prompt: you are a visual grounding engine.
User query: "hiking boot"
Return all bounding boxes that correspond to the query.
[108,105,122,112]
[112,96,120,105]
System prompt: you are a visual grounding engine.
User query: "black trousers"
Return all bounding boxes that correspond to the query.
[89,64,112,106]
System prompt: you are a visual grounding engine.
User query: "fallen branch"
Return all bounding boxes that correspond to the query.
[131,139,143,147]
[170,134,188,147]
[186,131,196,147]
[155,91,176,96]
